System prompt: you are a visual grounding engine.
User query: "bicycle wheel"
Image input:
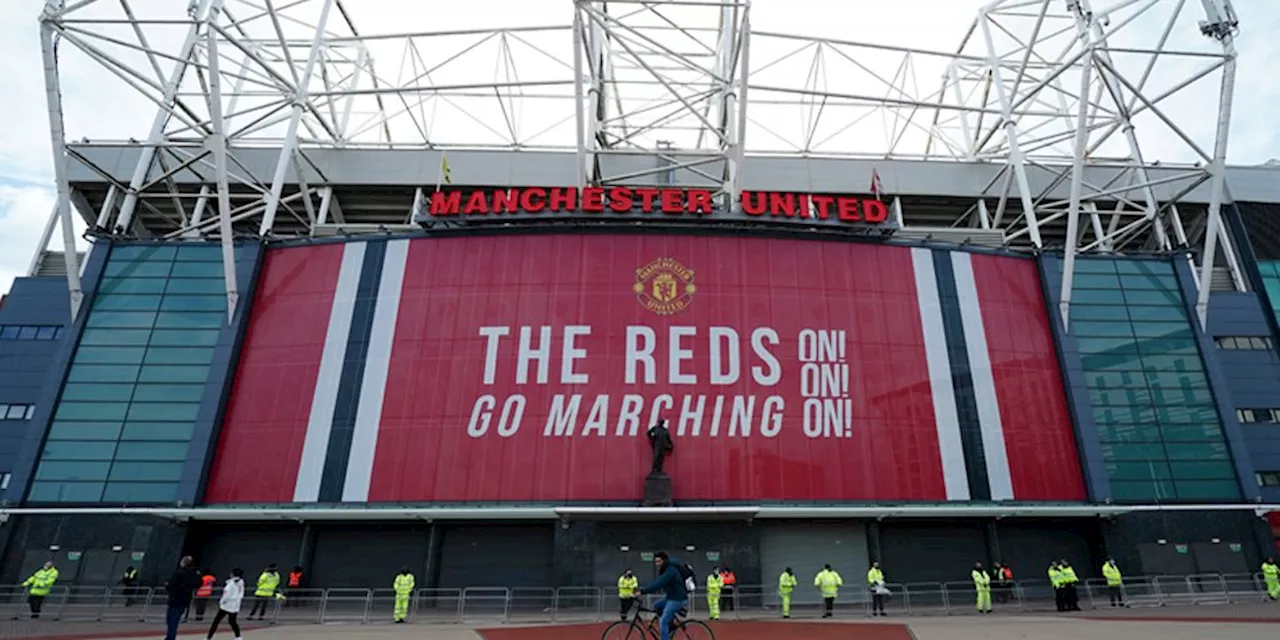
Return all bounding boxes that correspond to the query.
[676,619,715,640]
[602,620,650,640]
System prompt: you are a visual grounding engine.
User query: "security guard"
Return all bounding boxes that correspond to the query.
[971,562,992,614]
[705,566,724,620]
[617,569,639,620]
[22,561,59,619]
[1102,558,1124,607]
[1049,561,1065,611]
[1264,558,1280,601]
[1059,560,1080,611]
[247,563,280,621]
[814,564,843,618]
[393,566,415,623]
[120,566,140,607]
[867,561,887,616]
[778,567,797,619]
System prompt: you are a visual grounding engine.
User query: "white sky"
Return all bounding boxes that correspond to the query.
[1,0,1278,296]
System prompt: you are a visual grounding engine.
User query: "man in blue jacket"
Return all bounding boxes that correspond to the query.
[635,551,687,640]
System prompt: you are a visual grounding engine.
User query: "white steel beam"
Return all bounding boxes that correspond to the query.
[38,5,83,319]
[206,5,238,322]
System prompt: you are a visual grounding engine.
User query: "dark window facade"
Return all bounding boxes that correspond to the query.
[0,326,61,341]
[28,244,229,504]
[1257,471,1280,487]
[1214,336,1272,350]
[1070,258,1240,502]
[1236,408,1280,424]
[0,404,35,420]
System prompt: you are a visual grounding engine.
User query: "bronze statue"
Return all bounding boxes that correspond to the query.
[647,420,674,474]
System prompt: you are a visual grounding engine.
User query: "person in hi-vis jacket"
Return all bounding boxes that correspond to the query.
[778,568,797,619]
[814,564,843,618]
[972,562,992,614]
[617,569,639,620]
[393,567,416,623]
[247,563,280,620]
[704,567,723,620]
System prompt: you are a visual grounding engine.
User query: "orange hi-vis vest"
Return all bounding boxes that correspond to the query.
[197,575,216,597]
[288,571,302,587]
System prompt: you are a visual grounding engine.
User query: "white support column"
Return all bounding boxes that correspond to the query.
[728,10,751,210]
[39,11,83,319]
[206,15,238,323]
[980,13,1042,248]
[183,185,211,239]
[116,0,214,232]
[94,184,118,230]
[337,47,368,144]
[26,204,60,278]
[258,0,335,236]
[1195,28,1238,327]
[571,2,588,190]
[1061,4,1096,330]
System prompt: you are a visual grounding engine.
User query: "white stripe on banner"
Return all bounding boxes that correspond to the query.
[911,248,971,501]
[293,241,367,503]
[342,238,410,502]
[950,252,1015,501]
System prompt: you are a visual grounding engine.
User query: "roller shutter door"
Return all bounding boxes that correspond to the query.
[310,526,429,588]
[880,522,986,584]
[996,521,1095,581]
[438,524,555,588]
[198,526,304,578]
[760,522,868,606]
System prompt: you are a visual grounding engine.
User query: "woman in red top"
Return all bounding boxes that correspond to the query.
[193,569,217,622]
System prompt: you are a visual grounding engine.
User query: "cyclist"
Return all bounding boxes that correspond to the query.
[634,551,688,640]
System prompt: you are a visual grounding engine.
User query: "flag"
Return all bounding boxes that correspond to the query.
[870,169,884,201]
[435,151,452,191]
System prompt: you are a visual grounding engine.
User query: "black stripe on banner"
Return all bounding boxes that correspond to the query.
[317,239,388,502]
[931,248,991,501]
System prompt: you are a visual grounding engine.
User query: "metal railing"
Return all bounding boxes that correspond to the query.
[0,572,1271,625]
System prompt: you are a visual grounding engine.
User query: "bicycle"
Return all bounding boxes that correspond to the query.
[601,599,715,640]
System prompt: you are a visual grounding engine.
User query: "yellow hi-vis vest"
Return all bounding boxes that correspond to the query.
[867,567,884,586]
[1263,562,1280,580]
[778,572,797,594]
[705,573,723,595]
[394,573,415,595]
[972,570,990,590]
[617,575,638,598]
[1061,567,1079,584]
[814,570,842,597]
[1048,567,1063,587]
[255,571,280,597]
[1102,563,1122,586]
[24,568,59,596]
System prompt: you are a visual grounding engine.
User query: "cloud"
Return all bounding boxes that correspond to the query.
[0,183,56,295]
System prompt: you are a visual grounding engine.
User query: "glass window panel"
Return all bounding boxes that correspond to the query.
[1094,406,1156,425]
[1173,480,1240,500]
[86,311,156,329]
[160,295,224,312]
[114,441,189,461]
[111,245,177,261]
[80,328,152,347]
[67,364,140,384]
[1076,336,1140,355]
[148,329,219,347]
[1137,338,1200,356]
[169,262,222,278]
[1072,273,1123,290]
[1127,305,1188,321]
[143,347,215,365]
[103,261,172,278]
[1088,386,1154,407]
[35,326,60,340]
[1067,305,1130,322]
[108,461,184,482]
[56,402,129,421]
[1071,289,1125,304]
[137,366,209,384]
[175,245,223,261]
[1118,273,1180,290]
[5,405,30,419]
[1151,385,1215,406]
[47,421,123,441]
[126,402,200,422]
[35,461,112,482]
[27,481,104,502]
[1096,424,1163,443]
[41,441,118,461]
[1104,461,1172,481]
[1069,321,1134,338]
[1073,259,1119,274]
[1145,368,1209,389]
[153,311,224,329]
[102,482,178,503]
[1085,370,1145,389]
[98,278,167,295]
[0,326,19,339]
[130,384,205,403]
[1130,322,1194,339]
[60,383,135,403]
[17,326,38,339]
[76,346,146,365]
[1155,404,1221,424]
[1081,353,1145,372]
[1169,461,1236,480]
[165,278,226,294]
[1110,480,1176,501]
[92,294,162,312]
[1165,442,1229,460]
[1115,260,1175,276]
[1100,442,1167,461]
[121,421,194,441]
[1123,289,1184,306]
[1163,423,1227,442]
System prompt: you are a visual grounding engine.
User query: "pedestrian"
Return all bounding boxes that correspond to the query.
[119,566,139,607]
[1059,560,1081,611]
[1264,558,1280,601]
[164,556,200,640]
[632,551,690,640]
[393,566,415,623]
[246,563,280,621]
[206,568,244,640]
[777,567,796,619]
[1102,558,1124,607]
[21,561,59,619]
[704,566,723,621]
[617,569,638,620]
[814,564,843,618]
[972,562,992,614]
[286,566,304,607]
[719,567,737,612]
[867,561,888,616]
[191,568,216,621]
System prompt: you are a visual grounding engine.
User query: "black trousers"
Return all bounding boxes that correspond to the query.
[871,593,886,614]
[619,597,632,619]
[206,609,241,638]
[248,596,270,618]
[1054,587,1065,611]
[1108,585,1124,606]
[722,586,735,611]
[823,597,834,616]
[1064,584,1080,610]
[27,595,44,616]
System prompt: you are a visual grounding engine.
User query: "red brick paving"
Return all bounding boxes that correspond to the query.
[477,621,914,640]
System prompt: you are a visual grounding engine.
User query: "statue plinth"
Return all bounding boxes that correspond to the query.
[642,472,674,507]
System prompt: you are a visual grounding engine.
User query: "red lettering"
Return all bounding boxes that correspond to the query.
[836,197,861,222]
[862,199,888,223]
[521,187,547,213]
[429,191,461,215]
[660,189,683,215]
[548,187,577,211]
[810,195,834,220]
[686,189,713,215]
[492,189,519,213]
[798,193,811,219]
[769,192,797,218]
[740,191,766,215]
[582,187,605,213]
[635,188,660,213]
[609,187,634,212]
[462,191,490,215]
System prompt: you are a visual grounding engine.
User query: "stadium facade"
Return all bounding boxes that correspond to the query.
[2,0,1279,590]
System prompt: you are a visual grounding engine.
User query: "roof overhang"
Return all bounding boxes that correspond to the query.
[2,503,1278,522]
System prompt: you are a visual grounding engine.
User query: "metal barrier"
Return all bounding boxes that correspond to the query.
[552,586,600,622]
[101,586,148,622]
[274,587,323,624]
[320,588,370,624]
[461,587,509,623]
[415,588,463,624]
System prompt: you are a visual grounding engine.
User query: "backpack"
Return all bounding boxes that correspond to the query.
[677,563,697,592]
